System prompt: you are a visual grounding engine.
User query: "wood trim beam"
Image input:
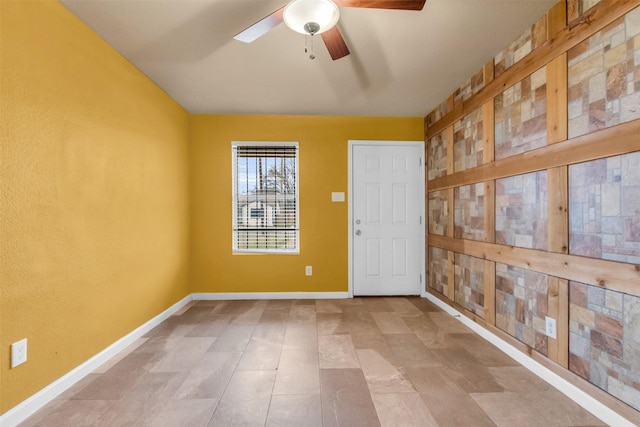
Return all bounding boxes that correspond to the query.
[428,118,640,192]
[428,234,640,296]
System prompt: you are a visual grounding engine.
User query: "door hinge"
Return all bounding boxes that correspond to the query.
[419,157,422,166]
[420,274,422,283]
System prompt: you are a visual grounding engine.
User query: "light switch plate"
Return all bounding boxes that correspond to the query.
[331,192,345,202]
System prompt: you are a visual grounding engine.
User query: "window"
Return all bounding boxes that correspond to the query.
[232,142,299,253]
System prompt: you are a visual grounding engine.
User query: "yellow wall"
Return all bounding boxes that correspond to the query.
[190,115,423,293]
[0,0,191,413]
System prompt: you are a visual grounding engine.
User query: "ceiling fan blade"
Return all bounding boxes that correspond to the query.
[334,0,426,10]
[321,26,350,60]
[233,7,285,43]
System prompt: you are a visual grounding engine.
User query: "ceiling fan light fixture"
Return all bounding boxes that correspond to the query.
[283,0,340,35]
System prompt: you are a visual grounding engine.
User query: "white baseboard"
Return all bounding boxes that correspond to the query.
[192,291,349,300]
[0,294,193,427]
[424,292,636,427]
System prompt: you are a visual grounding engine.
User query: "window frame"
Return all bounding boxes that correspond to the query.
[231,141,300,254]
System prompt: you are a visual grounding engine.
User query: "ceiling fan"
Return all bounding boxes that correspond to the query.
[233,0,427,60]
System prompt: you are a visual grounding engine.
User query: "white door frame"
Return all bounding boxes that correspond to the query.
[348,140,426,298]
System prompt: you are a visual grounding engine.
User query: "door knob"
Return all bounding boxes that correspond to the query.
[355,219,361,225]
[355,230,362,235]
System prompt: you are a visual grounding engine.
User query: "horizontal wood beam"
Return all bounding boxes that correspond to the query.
[427,118,640,191]
[428,234,640,296]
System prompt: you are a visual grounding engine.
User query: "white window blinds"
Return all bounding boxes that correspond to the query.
[232,143,299,253]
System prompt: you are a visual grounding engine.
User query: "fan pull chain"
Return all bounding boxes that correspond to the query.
[304,35,316,60]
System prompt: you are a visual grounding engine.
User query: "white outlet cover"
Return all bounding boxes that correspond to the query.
[331,192,345,202]
[545,316,557,339]
[305,266,312,276]
[11,338,28,368]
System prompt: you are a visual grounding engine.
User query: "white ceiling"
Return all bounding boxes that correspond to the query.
[60,0,556,117]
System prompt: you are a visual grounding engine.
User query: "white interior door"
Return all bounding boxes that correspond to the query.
[351,142,424,296]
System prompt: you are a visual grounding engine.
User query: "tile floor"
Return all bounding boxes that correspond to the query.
[21,297,606,427]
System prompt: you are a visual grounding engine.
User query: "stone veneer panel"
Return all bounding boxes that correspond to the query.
[453,108,484,173]
[567,7,640,138]
[454,68,485,105]
[427,131,448,181]
[428,190,449,236]
[495,263,549,356]
[568,0,603,22]
[454,253,485,318]
[428,246,449,296]
[494,14,547,78]
[569,151,640,264]
[454,183,485,242]
[494,67,548,160]
[426,99,449,128]
[569,281,640,411]
[496,171,549,250]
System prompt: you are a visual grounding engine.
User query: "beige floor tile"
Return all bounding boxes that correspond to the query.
[315,299,343,313]
[282,323,317,350]
[92,338,148,374]
[172,351,242,400]
[289,304,317,323]
[20,400,116,427]
[318,334,360,369]
[150,399,218,427]
[187,315,232,337]
[150,337,215,372]
[356,349,415,393]
[266,394,322,427]
[372,392,439,427]
[371,312,413,334]
[384,297,424,316]
[208,370,276,427]
[320,368,381,427]
[273,350,320,395]
[207,324,255,352]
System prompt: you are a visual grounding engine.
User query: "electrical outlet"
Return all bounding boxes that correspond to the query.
[545,316,557,339]
[305,266,312,276]
[11,338,27,368]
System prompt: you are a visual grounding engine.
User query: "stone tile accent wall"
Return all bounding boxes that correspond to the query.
[569,152,640,263]
[454,253,485,318]
[496,171,549,250]
[453,108,484,173]
[569,281,640,411]
[428,190,449,236]
[427,132,448,181]
[428,246,449,296]
[454,68,485,105]
[426,99,449,128]
[494,15,547,78]
[454,183,485,241]
[568,0,603,22]
[567,8,640,139]
[494,67,548,160]
[495,263,549,356]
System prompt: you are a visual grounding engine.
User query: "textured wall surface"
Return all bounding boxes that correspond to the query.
[428,190,449,236]
[568,8,640,138]
[496,171,549,250]
[454,254,486,318]
[454,68,485,105]
[454,183,486,241]
[428,247,449,296]
[427,132,448,180]
[1,0,190,414]
[569,152,640,263]
[494,15,547,78]
[496,264,550,357]
[453,108,484,173]
[494,67,548,160]
[569,281,640,411]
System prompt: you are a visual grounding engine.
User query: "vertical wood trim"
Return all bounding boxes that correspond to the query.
[548,0,568,38]
[482,101,495,164]
[548,166,569,254]
[547,276,560,363]
[483,60,495,85]
[484,181,495,243]
[546,53,568,145]
[447,251,456,301]
[447,188,455,238]
[483,260,496,325]
[558,278,569,369]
